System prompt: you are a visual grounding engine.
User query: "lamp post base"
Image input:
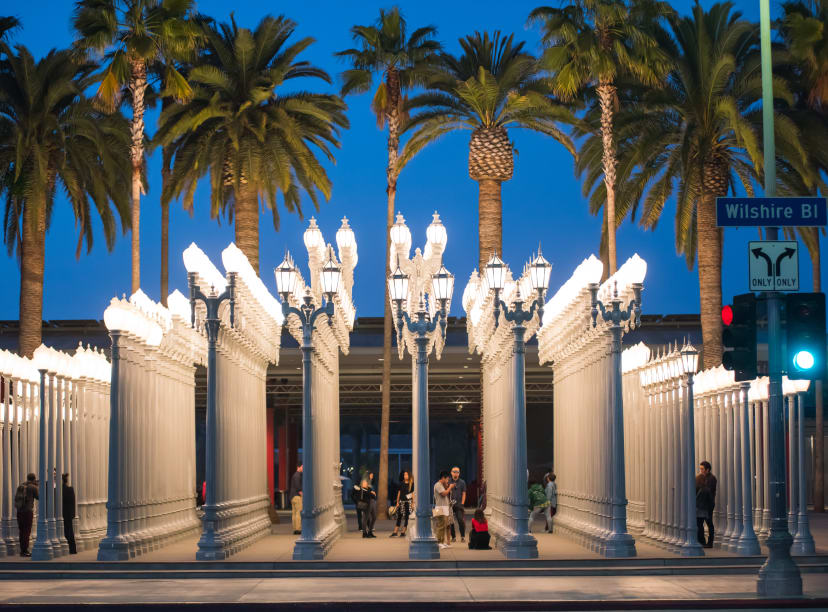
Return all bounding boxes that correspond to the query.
[602,532,637,558]
[293,537,327,560]
[757,533,802,597]
[409,536,440,560]
[791,530,815,556]
[497,533,538,559]
[96,536,131,561]
[31,539,55,561]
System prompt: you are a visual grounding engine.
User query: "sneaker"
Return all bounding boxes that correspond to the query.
[451,537,456,543]
[20,552,31,557]
[438,543,448,549]
[293,530,301,535]
[389,532,398,537]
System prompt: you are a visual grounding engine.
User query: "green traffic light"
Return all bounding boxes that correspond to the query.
[792,350,815,371]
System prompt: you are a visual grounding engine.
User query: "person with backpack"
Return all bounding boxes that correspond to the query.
[15,473,38,557]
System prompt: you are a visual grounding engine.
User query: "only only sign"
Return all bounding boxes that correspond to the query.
[748,241,799,292]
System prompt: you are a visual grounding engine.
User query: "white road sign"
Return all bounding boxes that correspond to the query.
[748,240,799,292]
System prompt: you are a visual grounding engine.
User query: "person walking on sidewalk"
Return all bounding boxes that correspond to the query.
[433,471,454,549]
[354,477,377,538]
[448,467,467,543]
[696,461,717,548]
[391,470,414,537]
[544,473,558,533]
[14,473,38,557]
[289,464,303,535]
[62,473,77,554]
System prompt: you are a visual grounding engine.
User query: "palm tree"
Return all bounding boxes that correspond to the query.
[603,2,807,368]
[403,31,575,272]
[528,0,672,277]
[776,0,828,513]
[156,15,348,273]
[0,16,20,41]
[336,7,440,512]
[72,0,201,294]
[0,45,131,357]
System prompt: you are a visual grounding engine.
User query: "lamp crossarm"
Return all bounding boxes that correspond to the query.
[188,273,236,329]
[282,298,333,338]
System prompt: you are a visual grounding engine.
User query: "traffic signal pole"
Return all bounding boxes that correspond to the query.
[756,0,802,596]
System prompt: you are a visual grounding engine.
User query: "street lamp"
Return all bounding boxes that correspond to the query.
[789,378,815,555]
[277,247,340,560]
[187,257,236,560]
[587,264,643,558]
[483,250,551,558]
[389,261,452,560]
[677,343,704,556]
[388,212,452,560]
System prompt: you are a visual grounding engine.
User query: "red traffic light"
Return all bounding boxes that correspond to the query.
[722,304,734,326]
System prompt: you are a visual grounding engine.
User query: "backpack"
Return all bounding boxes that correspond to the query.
[14,483,27,512]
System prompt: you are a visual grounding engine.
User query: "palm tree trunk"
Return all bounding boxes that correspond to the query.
[235,183,260,275]
[597,82,618,276]
[378,69,401,514]
[698,161,726,369]
[478,179,503,272]
[812,236,824,512]
[129,60,147,295]
[160,99,173,308]
[18,193,46,358]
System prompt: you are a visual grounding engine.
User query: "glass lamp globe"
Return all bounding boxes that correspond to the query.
[529,250,552,292]
[680,343,699,376]
[485,254,506,291]
[389,264,409,302]
[426,212,447,250]
[303,217,324,252]
[274,255,297,297]
[320,252,341,296]
[432,265,454,302]
[336,216,356,251]
[390,213,411,248]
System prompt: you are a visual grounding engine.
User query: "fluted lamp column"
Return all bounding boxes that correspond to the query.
[678,343,704,556]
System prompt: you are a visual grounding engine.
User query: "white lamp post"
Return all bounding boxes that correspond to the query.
[388,212,452,560]
[678,343,704,556]
[483,250,551,559]
[278,243,341,561]
[790,379,815,554]
[587,272,643,558]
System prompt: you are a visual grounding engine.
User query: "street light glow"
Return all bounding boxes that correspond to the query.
[792,350,815,371]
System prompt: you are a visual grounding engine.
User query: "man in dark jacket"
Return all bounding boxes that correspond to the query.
[16,473,38,556]
[62,473,77,554]
[696,461,717,548]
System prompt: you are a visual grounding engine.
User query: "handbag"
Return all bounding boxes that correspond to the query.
[388,504,398,519]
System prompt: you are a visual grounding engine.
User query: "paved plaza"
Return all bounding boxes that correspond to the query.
[1,513,827,609]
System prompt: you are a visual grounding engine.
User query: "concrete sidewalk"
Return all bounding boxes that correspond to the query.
[0,574,827,608]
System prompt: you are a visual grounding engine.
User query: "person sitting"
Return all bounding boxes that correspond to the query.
[468,508,491,550]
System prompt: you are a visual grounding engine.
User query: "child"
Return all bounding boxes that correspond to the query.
[468,508,491,550]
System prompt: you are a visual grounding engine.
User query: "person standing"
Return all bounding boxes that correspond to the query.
[391,470,414,537]
[62,473,77,554]
[696,461,717,548]
[433,471,454,549]
[366,471,378,536]
[14,473,38,557]
[545,473,558,533]
[289,464,303,535]
[354,477,377,538]
[448,467,467,543]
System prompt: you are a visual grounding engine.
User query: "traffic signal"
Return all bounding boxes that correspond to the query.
[722,293,757,381]
[785,292,826,380]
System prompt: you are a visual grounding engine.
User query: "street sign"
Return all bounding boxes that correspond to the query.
[749,241,799,291]
[717,197,826,227]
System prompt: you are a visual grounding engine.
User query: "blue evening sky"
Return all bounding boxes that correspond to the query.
[1,0,823,321]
